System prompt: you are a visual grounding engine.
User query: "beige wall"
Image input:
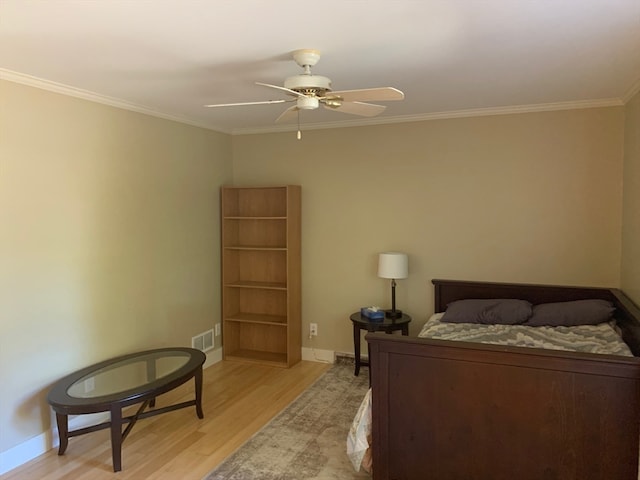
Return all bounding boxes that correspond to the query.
[231,107,625,354]
[0,79,632,469]
[0,80,233,454]
[622,90,640,304]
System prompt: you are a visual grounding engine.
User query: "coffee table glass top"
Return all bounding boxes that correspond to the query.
[47,348,205,410]
[66,351,191,399]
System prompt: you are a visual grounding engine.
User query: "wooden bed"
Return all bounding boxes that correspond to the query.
[366,279,640,480]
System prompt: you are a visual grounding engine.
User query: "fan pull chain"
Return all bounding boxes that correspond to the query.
[297,110,302,140]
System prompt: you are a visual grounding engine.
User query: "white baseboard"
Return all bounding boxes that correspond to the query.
[0,348,224,475]
[301,347,335,363]
[0,409,112,475]
[0,430,52,475]
[204,347,223,368]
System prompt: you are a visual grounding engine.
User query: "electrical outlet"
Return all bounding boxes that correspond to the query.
[214,323,221,337]
[309,323,318,337]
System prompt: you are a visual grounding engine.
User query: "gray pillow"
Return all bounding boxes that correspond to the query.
[441,299,533,325]
[525,299,615,326]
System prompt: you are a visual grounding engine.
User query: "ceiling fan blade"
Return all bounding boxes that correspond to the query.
[204,99,287,108]
[324,101,386,117]
[275,105,300,123]
[256,82,306,98]
[324,87,404,103]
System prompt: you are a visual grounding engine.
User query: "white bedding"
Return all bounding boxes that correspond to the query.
[346,387,372,473]
[419,312,633,356]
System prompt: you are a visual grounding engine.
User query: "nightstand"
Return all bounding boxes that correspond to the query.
[350,312,411,376]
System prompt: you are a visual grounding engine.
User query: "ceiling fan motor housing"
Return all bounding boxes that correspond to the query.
[284,74,332,96]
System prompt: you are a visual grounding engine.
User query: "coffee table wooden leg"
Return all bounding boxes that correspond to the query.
[195,367,204,419]
[55,413,69,455]
[110,405,123,472]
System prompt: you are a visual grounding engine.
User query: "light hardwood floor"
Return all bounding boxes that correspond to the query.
[2,360,330,480]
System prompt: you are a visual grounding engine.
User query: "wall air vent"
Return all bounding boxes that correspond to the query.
[192,329,214,352]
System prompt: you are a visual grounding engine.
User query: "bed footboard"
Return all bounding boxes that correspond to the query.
[367,334,640,480]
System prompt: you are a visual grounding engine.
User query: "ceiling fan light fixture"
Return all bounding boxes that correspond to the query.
[297,96,319,110]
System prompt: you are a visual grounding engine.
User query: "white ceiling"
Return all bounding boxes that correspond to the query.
[1,0,639,135]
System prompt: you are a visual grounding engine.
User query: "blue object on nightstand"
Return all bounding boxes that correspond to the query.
[361,307,385,320]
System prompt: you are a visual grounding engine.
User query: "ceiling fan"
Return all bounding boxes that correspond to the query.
[205,49,404,137]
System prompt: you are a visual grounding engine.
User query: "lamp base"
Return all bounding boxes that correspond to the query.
[385,309,403,319]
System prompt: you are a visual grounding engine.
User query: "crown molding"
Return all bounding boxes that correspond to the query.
[231,97,625,135]
[0,68,230,133]
[1,68,627,137]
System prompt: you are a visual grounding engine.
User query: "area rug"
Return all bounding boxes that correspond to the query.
[203,359,371,480]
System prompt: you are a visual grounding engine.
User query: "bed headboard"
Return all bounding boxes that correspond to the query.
[432,279,640,356]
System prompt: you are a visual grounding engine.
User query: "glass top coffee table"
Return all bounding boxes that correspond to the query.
[47,347,205,472]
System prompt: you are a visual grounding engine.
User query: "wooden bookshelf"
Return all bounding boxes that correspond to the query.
[221,186,301,367]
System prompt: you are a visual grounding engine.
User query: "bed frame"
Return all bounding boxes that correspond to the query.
[367,279,640,480]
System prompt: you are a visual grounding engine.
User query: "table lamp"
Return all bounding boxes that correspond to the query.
[377,252,408,319]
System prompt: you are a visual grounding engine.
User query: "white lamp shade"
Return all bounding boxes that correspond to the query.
[377,252,408,279]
